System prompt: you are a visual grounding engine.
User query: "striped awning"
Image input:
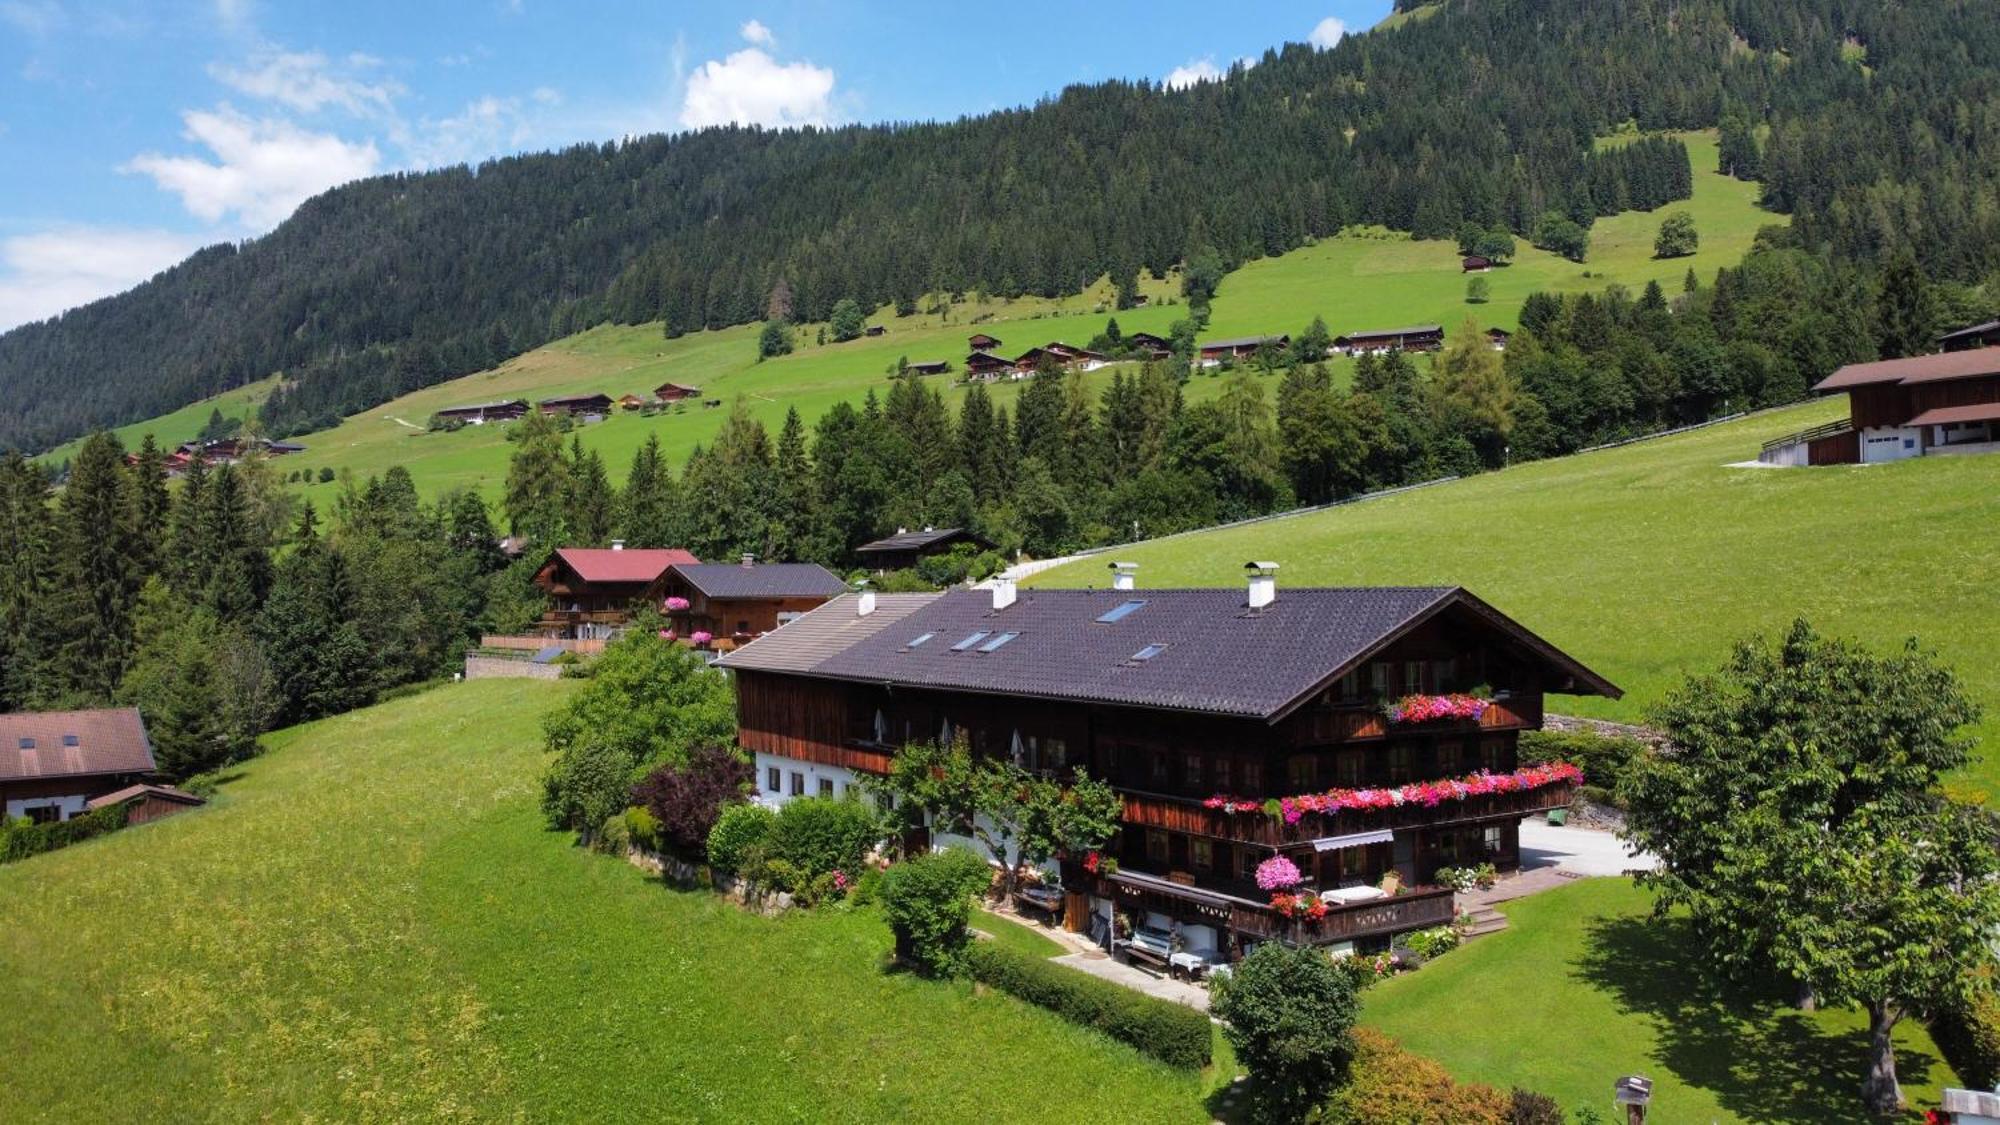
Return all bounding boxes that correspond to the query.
[1310,828,1394,853]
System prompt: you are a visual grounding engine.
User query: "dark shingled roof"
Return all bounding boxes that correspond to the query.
[0,708,155,782]
[855,528,994,555]
[1201,335,1290,351]
[670,562,848,599]
[719,593,942,672]
[756,586,1618,721]
[1813,346,2000,392]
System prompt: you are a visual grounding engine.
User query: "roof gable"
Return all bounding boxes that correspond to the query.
[669,562,848,599]
[552,547,700,585]
[0,708,154,782]
[1814,346,2000,392]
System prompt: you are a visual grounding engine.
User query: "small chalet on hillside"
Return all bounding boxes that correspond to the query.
[1016,342,1108,373]
[534,544,700,638]
[1336,325,1445,355]
[435,399,529,425]
[1125,332,1172,360]
[660,558,848,651]
[964,351,1018,380]
[1198,335,1290,367]
[655,382,702,403]
[539,393,615,417]
[968,332,1004,351]
[1462,256,1494,272]
[903,360,950,377]
[854,527,998,572]
[720,566,1617,960]
[1486,327,1511,351]
[1940,320,2000,353]
[1,708,158,823]
[1762,346,2000,465]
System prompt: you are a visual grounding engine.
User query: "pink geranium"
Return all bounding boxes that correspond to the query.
[1255,854,1304,892]
[664,596,691,612]
[1210,761,1584,824]
[689,630,713,646]
[1386,693,1489,724]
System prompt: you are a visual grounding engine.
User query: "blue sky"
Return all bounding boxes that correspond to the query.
[0,1,1388,330]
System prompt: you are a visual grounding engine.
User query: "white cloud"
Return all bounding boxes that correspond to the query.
[209,48,402,117]
[0,227,204,331]
[1309,16,1348,48]
[0,0,62,36]
[739,19,774,47]
[124,105,380,229]
[213,0,252,33]
[679,47,835,130]
[1164,58,1222,90]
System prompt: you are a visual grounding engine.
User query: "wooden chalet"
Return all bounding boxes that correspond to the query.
[1762,346,2000,466]
[538,393,615,417]
[964,351,1018,380]
[1,708,157,823]
[1335,324,1445,355]
[171,437,306,465]
[1198,335,1290,367]
[435,399,529,425]
[968,332,1004,351]
[1940,320,2000,353]
[533,544,700,638]
[1014,342,1108,373]
[904,360,951,377]
[87,783,205,826]
[853,526,998,572]
[655,382,702,403]
[865,325,887,337]
[1462,255,1494,272]
[719,567,1618,960]
[660,558,848,651]
[618,394,646,411]
[1125,331,1172,359]
[1486,327,1511,351]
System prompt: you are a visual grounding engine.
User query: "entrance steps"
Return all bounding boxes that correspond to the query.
[1459,905,1509,940]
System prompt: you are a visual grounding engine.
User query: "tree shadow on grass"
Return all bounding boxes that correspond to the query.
[1575,914,1938,1122]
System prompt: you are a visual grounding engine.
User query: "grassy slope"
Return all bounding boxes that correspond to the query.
[1030,403,2000,796]
[1362,879,1956,1121]
[37,375,279,466]
[163,131,1759,502]
[0,680,1210,1122]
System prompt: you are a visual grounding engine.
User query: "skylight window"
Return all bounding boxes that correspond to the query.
[1096,599,1148,624]
[1130,643,1169,663]
[977,631,1019,653]
[905,632,935,649]
[62,734,79,747]
[951,631,992,651]
[17,737,33,749]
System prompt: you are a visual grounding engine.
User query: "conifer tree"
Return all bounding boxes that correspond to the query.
[504,409,570,547]
[619,434,680,548]
[769,407,821,561]
[565,437,617,546]
[46,432,139,700]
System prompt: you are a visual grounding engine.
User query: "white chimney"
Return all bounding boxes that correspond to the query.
[610,539,625,551]
[856,582,877,617]
[740,553,755,568]
[1109,561,1138,591]
[992,578,1017,611]
[1245,561,1279,609]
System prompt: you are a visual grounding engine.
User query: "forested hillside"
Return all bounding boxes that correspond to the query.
[2,0,1997,453]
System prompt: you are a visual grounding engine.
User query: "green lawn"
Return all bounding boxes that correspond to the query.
[0,680,1212,1122]
[1363,878,1956,1121]
[1031,401,2000,797]
[87,132,1768,506]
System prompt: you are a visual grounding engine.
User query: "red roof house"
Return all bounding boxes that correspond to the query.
[534,545,701,637]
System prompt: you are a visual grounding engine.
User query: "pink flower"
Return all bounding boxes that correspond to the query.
[1203,761,1584,825]
[689,630,713,646]
[1255,855,1303,891]
[664,596,691,612]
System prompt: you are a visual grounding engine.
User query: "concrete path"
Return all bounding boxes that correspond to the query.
[1051,950,1213,1012]
[1519,820,1656,876]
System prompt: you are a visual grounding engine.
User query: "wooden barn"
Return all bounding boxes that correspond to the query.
[1335,325,1445,356]
[87,783,205,825]
[904,360,951,377]
[1940,320,2000,353]
[1,708,158,823]
[659,558,849,650]
[968,333,1004,351]
[1125,331,1172,359]
[435,399,529,425]
[1197,335,1289,367]
[655,382,702,402]
[538,393,615,417]
[719,566,1616,962]
[964,351,1017,380]
[853,526,997,572]
[1762,346,2000,465]
[1462,255,1494,272]
[618,394,646,410]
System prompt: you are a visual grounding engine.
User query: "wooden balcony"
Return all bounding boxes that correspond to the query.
[1289,695,1543,745]
[1096,867,1456,945]
[1120,780,1577,848]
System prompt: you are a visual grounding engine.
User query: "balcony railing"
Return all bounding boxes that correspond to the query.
[1119,781,1577,847]
[1097,867,1456,944]
[1289,695,1543,745]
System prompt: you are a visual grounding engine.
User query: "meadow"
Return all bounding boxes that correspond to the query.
[0,679,1217,1122]
[96,131,1767,503]
[1030,401,2000,797]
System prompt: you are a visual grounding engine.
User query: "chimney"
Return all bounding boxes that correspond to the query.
[1245,561,1279,610]
[740,553,755,568]
[991,577,1017,611]
[610,539,625,551]
[1109,561,1138,592]
[856,582,877,617]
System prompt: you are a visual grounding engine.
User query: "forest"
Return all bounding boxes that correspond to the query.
[3,0,1998,453]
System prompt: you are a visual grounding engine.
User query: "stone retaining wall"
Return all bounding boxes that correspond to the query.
[463,654,563,681]
[622,845,795,915]
[1542,712,1669,749]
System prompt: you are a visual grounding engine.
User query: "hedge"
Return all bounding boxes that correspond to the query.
[1932,973,2000,1090]
[0,805,129,864]
[966,943,1211,1070]
[1322,1027,1511,1124]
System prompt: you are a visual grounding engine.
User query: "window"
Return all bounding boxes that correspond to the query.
[1242,761,1264,793]
[1435,740,1462,775]
[1336,750,1364,786]
[1387,745,1414,784]
[818,778,835,797]
[25,804,59,824]
[1191,838,1214,871]
[1185,754,1204,788]
[950,631,991,651]
[16,737,33,750]
[1044,738,1069,769]
[1214,757,1233,792]
[61,734,79,747]
[905,632,935,649]
[766,766,781,793]
[1149,751,1170,786]
[1483,825,1505,856]
[1369,662,1390,698]
[1129,643,1168,662]
[790,771,805,797]
[1287,755,1315,790]
[736,620,751,634]
[977,631,1019,653]
[1239,848,1261,880]
[1480,737,1508,773]
[1145,830,1170,865]
[1432,658,1457,693]
[1096,599,1148,623]
[1404,660,1425,694]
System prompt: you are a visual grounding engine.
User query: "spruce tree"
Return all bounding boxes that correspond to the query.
[197,464,271,624]
[769,407,821,561]
[565,438,616,546]
[47,432,139,701]
[619,434,680,548]
[504,409,570,547]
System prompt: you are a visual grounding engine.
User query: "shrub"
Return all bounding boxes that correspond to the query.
[966,944,1212,1069]
[707,802,777,875]
[592,809,631,855]
[630,744,755,856]
[1932,971,2000,1089]
[1323,1027,1509,1124]
[848,865,886,906]
[1331,953,1387,993]
[880,846,994,975]
[1519,729,1645,808]
[1211,942,1359,1124]
[0,805,129,864]
[1508,1088,1564,1125]
[624,806,660,851]
[1400,926,1461,962]
[766,796,880,881]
